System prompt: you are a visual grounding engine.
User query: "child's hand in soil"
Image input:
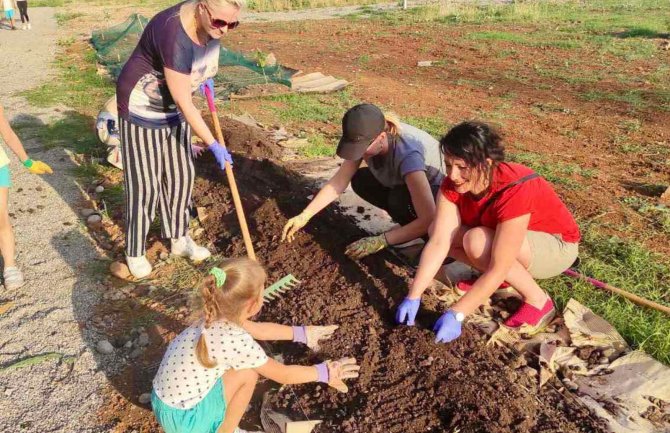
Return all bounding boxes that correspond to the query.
[293,325,338,350]
[433,310,462,343]
[306,325,338,350]
[25,159,53,175]
[326,358,360,393]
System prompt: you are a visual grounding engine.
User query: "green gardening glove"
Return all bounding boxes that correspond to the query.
[345,234,388,260]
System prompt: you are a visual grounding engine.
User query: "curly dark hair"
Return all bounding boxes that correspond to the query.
[439,121,506,183]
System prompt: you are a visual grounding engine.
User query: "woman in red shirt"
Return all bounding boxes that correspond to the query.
[396,121,580,343]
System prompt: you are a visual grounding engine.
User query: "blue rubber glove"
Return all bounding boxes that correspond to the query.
[396,297,420,326]
[433,310,462,343]
[209,141,233,171]
[199,78,215,98]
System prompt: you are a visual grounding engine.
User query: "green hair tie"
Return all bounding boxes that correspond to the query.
[209,267,227,288]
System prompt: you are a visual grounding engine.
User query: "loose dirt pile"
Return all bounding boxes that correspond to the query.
[189,118,607,433]
[95,117,606,432]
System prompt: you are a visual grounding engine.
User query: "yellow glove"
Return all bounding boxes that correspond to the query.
[344,234,388,260]
[24,159,53,175]
[281,210,313,243]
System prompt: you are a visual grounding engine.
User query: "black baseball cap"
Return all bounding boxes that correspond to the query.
[336,103,385,160]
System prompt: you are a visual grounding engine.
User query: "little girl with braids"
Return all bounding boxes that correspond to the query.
[151,258,359,433]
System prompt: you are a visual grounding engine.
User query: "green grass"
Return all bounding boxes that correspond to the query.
[298,133,336,158]
[619,118,643,133]
[32,0,378,11]
[469,31,527,43]
[268,90,358,124]
[622,196,670,235]
[36,114,102,156]
[545,225,670,364]
[55,11,85,25]
[530,102,573,116]
[581,89,667,111]
[373,0,668,64]
[99,183,126,215]
[405,116,451,139]
[22,44,114,112]
[0,353,74,371]
[358,54,371,65]
[509,151,596,189]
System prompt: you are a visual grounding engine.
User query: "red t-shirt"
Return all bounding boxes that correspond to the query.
[440,162,580,243]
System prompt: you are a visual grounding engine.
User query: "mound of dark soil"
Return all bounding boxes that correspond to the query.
[190,118,606,433]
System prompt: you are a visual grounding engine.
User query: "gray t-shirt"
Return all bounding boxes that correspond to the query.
[365,122,444,188]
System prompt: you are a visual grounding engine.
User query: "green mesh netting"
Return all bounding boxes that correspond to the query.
[91,14,296,97]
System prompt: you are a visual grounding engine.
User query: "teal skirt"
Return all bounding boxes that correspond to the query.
[0,165,11,188]
[152,378,227,433]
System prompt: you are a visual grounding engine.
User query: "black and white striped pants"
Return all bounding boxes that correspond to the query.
[119,118,195,257]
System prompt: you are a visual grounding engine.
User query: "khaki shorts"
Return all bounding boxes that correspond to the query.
[526,231,579,279]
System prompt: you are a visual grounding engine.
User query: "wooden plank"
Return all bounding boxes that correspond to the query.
[290,72,326,84]
[296,79,349,93]
[292,76,338,91]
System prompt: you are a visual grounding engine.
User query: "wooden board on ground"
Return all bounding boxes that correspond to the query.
[291,71,349,93]
[229,71,349,99]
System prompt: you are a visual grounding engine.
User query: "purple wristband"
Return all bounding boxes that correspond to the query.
[292,326,307,344]
[315,362,329,383]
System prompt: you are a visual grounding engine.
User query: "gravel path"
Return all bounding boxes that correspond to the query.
[0,8,115,433]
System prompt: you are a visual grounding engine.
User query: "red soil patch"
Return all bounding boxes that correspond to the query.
[226,18,670,256]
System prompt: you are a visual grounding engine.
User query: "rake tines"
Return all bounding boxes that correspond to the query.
[263,274,301,301]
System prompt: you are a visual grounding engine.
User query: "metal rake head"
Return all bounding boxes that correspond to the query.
[263,274,300,301]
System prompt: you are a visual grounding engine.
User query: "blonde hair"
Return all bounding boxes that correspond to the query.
[194,258,266,368]
[383,111,402,137]
[200,0,246,10]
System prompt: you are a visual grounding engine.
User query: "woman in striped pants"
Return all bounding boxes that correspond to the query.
[116,0,242,279]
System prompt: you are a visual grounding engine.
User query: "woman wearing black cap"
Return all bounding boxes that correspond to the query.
[281,103,444,260]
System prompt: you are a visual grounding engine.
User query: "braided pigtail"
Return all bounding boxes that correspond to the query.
[196,276,219,368]
[192,259,267,368]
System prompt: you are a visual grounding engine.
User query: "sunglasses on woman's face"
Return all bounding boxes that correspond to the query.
[202,4,240,30]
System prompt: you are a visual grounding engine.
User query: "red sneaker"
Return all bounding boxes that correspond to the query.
[504,297,556,333]
[455,278,515,296]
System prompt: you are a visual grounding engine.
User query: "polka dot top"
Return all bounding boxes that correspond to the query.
[152,320,268,409]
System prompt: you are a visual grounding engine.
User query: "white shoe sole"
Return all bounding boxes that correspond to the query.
[171,249,211,262]
[4,280,25,290]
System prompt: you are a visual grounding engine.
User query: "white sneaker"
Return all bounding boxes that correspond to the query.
[27,23,31,30]
[3,267,25,290]
[21,24,26,30]
[171,236,211,262]
[126,255,152,279]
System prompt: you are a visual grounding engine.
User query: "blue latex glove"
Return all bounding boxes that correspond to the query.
[209,141,233,171]
[199,78,215,98]
[396,297,420,326]
[433,310,462,343]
